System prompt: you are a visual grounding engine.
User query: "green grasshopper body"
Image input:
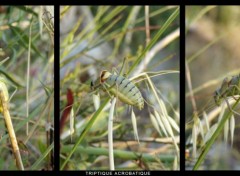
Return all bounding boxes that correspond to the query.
[214,74,240,106]
[92,70,144,110]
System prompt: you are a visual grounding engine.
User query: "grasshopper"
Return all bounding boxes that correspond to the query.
[214,74,240,115]
[91,70,144,110]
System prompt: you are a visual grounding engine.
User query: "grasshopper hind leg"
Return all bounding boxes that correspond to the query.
[223,97,240,116]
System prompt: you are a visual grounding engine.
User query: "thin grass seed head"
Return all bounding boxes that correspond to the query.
[230,115,235,147]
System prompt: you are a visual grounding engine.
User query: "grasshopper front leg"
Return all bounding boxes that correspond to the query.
[214,77,229,106]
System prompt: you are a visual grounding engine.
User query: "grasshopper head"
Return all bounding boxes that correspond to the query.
[100,70,112,83]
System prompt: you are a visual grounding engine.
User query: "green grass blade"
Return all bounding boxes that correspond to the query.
[127,7,179,76]
[60,97,110,170]
[30,142,54,170]
[193,98,240,170]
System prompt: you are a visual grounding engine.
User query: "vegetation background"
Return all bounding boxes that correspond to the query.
[185,6,240,170]
[0,6,54,170]
[60,6,179,170]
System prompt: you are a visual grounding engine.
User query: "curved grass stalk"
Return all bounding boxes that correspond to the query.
[130,70,179,83]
